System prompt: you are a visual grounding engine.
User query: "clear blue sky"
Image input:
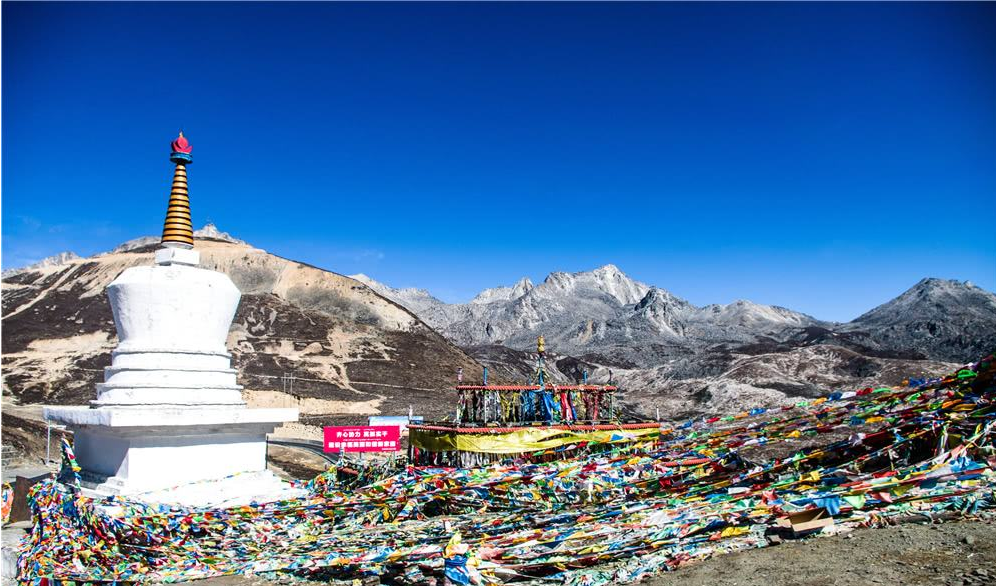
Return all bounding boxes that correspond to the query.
[3,2,994,322]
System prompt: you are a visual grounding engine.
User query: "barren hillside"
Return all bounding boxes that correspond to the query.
[1,235,484,446]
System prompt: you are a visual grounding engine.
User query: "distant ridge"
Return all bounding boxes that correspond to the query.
[358,268,995,365]
[1,224,249,278]
[358,267,994,418]
[2,251,81,278]
[356,264,825,361]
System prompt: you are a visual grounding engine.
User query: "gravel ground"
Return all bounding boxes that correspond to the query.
[647,518,996,586]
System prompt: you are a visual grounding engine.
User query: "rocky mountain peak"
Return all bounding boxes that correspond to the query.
[348,273,458,333]
[843,278,996,363]
[470,277,534,305]
[351,273,394,295]
[635,286,686,309]
[542,271,571,287]
[700,299,817,329]
[511,277,534,298]
[593,263,622,276]
[1,251,81,278]
[853,278,996,326]
[350,273,440,303]
[195,223,247,245]
[904,277,974,299]
[631,287,690,336]
[589,264,648,305]
[538,265,648,305]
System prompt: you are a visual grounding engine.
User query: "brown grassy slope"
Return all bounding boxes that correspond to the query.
[1,238,482,425]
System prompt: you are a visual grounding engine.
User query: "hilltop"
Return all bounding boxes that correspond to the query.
[1,227,482,452]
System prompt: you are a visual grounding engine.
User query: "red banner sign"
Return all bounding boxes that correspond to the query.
[324,425,400,453]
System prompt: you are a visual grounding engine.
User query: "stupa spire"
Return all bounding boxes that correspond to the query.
[161,131,194,247]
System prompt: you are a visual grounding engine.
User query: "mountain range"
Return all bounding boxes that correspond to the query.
[3,226,994,465]
[354,266,996,365]
[354,264,995,416]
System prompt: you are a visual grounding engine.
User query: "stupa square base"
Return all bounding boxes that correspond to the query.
[91,470,309,509]
[45,406,298,499]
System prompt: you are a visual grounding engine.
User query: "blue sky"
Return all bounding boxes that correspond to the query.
[3,2,994,321]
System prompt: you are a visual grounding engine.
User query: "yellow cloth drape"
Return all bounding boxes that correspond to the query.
[410,426,661,454]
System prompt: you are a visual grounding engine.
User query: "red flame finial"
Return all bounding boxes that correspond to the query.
[171,131,192,154]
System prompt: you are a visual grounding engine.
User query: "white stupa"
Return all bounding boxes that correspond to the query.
[45,133,301,506]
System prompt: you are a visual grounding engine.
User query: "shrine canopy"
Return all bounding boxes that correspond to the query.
[455,385,617,392]
[453,384,619,427]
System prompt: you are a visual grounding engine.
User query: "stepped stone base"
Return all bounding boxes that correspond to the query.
[84,470,308,508]
[45,405,298,501]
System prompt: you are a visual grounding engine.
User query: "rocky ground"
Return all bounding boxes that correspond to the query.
[648,519,996,586]
[1,412,51,466]
[266,444,332,481]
